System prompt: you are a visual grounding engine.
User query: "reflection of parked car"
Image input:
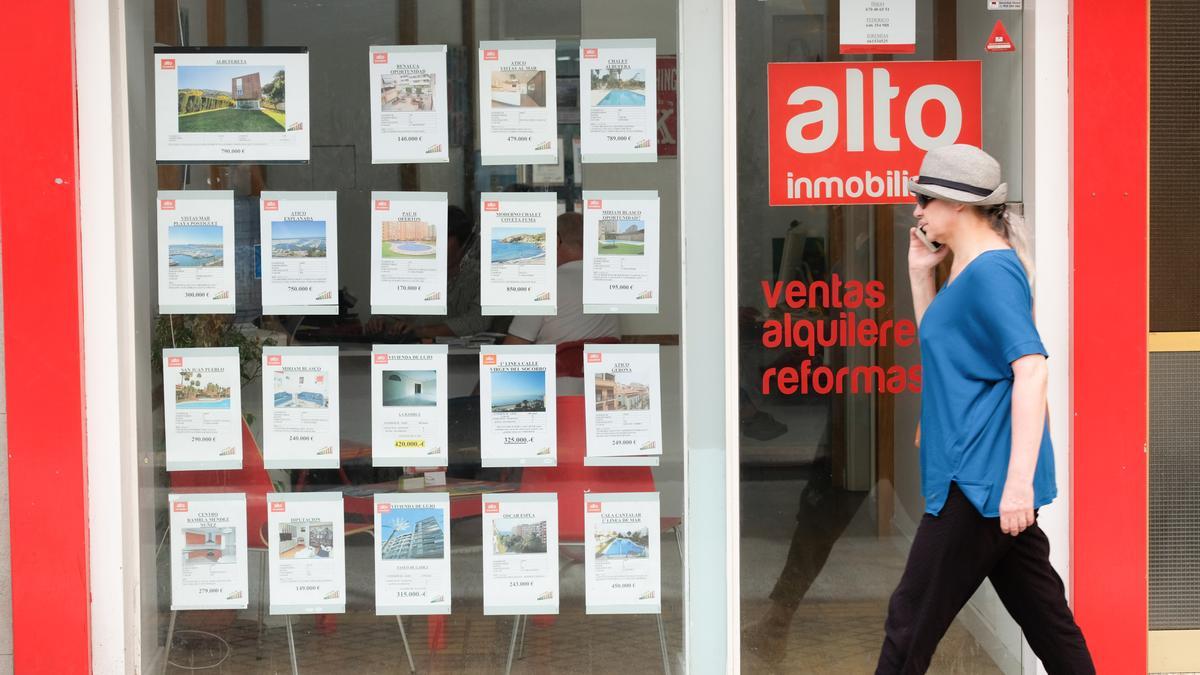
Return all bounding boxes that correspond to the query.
[298,391,326,407]
[274,391,293,406]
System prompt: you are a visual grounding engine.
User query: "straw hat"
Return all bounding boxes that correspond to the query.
[907,144,1008,206]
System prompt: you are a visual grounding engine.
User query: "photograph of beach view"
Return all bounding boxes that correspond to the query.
[491,519,548,555]
[597,218,646,256]
[168,225,224,267]
[594,526,650,559]
[271,220,326,258]
[491,227,546,268]
[380,507,445,560]
[590,67,647,107]
[381,71,435,112]
[273,369,329,409]
[381,219,437,259]
[490,70,547,108]
[175,369,233,409]
[177,65,286,132]
[491,369,546,413]
[381,370,438,407]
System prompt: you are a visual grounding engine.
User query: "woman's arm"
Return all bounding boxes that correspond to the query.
[999,353,1049,535]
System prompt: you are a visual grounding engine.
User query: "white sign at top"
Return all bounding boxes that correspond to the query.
[839,0,916,55]
[987,0,1022,9]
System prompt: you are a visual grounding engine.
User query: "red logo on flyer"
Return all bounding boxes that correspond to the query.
[484,200,499,212]
[586,199,603,210]
[167,356,183,367]
[263,199,279,211]
[374,353,389,364]
[373,52,389,64]
[377,503,391,513]
[587,353,602,363]
[485,502,500,513]
[587,502,602,513]
[160,199,176,210]
[270,501,286,512]
[374,199,390,210]
[482,354,498,365]
[161,58,176,70]
[267,355,282,366]
[173,501,188,512]
[583,48,599,59]
[483,49,499,60]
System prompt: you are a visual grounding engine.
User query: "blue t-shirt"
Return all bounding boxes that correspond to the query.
[918,248,1057,518]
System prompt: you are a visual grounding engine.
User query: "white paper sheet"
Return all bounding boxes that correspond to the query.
[163,347,244,471]
[260,191,339,315]
[579,39,658,163]
[268,492,346,615]
[478,40,558,165]
[582,190,660,314]
[157,191,236,314]
[482,493,559,615]
[370,192,448,315]
[369,45,450,164]
[374,493,452,615]
[480,192,557,315]
[371,345,449,467]
[583,344,663,459]
[584,492,661,614]
[154,49,310,163]
[480,345,557,467]
[839,0,916,54]
[262,346,340,469]
[169,492,249,610]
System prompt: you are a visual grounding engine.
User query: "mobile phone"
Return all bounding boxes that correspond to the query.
[915,225,943,252]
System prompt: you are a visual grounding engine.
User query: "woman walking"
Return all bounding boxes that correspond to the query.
[875,145,1094,674]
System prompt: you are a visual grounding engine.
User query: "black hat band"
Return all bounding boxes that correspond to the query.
[914,176,995,197]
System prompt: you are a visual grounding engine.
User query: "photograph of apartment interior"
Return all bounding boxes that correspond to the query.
[278,522,334,560]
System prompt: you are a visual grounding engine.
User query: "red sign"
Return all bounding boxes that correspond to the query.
[485,502,499,513]
[587,353,602,363]
[161,58,176,70]
[263,199,279,211]
[482,354,497,365]
[373,353,389,364]
[270,501,286,512]
[583,48,598,60]
[985,21,1016,52]
[373,52,388,64]
[587,502,602,513]
[586,199,603,210]
[377,503,391,513]
[160,199,176,210]
[167,356,183,367]
[483,200,499,212]
[173,501,188,512]
[657,56,678,158]
[483,49,499,61]
[267,354,282,366]
[374,199,390,210]
[767,61,981,206]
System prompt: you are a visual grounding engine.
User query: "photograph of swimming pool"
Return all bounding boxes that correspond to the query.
[597,218,647,255]
[168,225,224,267]
[273,369,329,408]
[491,227,546,266]
[491,519,548,555]
[381,219,437,259]
[175,369,232,409]
[491,369,546,413]
[490,69,547,108]
[590,68,647,107]
[381,369,437,407]
[271,220,327,258]
[594,527,650,559]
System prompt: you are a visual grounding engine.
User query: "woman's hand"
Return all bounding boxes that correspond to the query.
[908,227,949,273]
[999,480,1035,536]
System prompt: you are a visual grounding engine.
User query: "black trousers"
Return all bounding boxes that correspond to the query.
[876,483,1095,674]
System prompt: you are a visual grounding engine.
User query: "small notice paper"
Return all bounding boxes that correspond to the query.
[163,347,243,471]
[370,192,448,315]
[262,346,340,469]
[582,190,660,314]
[839,0,916,55]
[374,493,452,615]
[480,345,557,467]
[369,45,450,164]
[478,40,559,165]
[371,345,449,467]
[260,191,339,315]
[482,493,559,615]
[480,192,557,315]
[584,492,661,615]
[583,344,663,461]
[169,492,249,610]
[579,39,658,163]
[157,191,236,314]
[268,492,346,615]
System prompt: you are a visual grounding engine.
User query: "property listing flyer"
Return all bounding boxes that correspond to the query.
[583,344,663,459]
[374,493,452,615]
[369,45,450,164]
[371,345,449,467]
[479,345,557,467]
[370,192,448,315]
[839,0,916,54]
[169,493,249,611]
[482,493,559,615]
[478,40,558,165]
[582,190,660,314]
[154,47,310,163]
[480,192,557,315]
[260,191,339,315]
[579,39,657,163]
[163,347,243,471]
[157,191,236,314]
[268,492,346,615]
[262,346,340,469]
[584,492,661,615]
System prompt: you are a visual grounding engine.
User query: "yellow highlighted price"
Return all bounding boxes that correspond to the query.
[394,439,425,448]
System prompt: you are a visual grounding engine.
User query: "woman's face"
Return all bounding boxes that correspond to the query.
[912,197,958,244]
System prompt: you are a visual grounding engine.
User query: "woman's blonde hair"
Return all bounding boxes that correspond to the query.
[981,204,1034,287]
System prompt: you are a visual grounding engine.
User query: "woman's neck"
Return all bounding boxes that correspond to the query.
[945,217,1010,280]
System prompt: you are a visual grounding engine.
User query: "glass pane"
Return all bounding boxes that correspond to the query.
[126,1,685,671]
[736,1,1024,672]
